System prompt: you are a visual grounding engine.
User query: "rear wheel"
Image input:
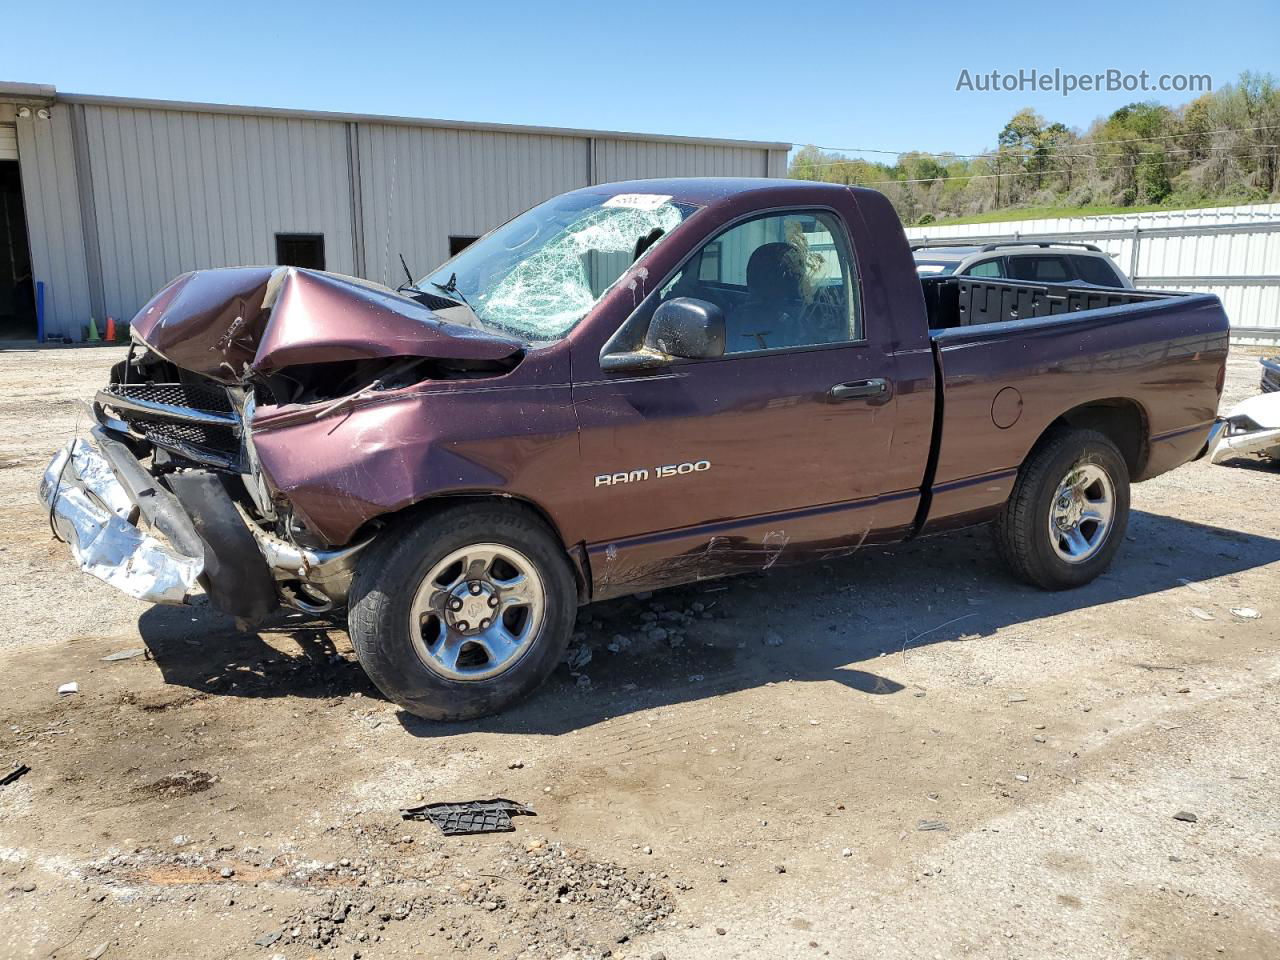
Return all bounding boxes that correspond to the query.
[348,502,577,720]
[994,428,1130,590]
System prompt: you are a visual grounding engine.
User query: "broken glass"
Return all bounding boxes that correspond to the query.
[421,192,697,341]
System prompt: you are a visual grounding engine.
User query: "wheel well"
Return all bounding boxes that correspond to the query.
[1046,399,1148,477]
[353,493,590,603]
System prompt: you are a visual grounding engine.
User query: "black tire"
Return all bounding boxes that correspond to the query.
[347,502,577,720]
[994,428,1130,590]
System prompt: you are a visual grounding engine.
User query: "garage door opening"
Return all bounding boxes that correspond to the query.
[0,158,35,340]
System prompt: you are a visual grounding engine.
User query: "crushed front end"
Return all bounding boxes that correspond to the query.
[40,265,527,620]
[40,343,367,620]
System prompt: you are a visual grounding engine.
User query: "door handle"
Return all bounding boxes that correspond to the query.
[828,378,888,401]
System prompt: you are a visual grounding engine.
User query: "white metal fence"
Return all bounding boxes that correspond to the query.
[904,203,1280,343]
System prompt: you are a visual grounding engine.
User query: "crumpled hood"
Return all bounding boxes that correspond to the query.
[129,266,523,383]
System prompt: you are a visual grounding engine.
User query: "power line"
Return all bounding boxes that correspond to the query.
[801,123,1280,162]
[794,147,1280,180]
[800,141,1279,165]
[828,150,1278,187]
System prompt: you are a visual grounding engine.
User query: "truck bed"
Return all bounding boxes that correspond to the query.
[918,280,1229,534]
[922,275,1179,330]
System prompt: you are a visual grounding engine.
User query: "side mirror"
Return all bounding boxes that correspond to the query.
[645,298,726,360]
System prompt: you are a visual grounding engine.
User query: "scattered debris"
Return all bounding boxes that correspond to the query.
[87,943,109,960]
[606,634,632,653]
[917,819,949,832]
[1230,607,1261,620]
[1187,607,1215,622]
[401,798,536,835]
[564,645,592,672]
[254,931,282,947]
[100,648,147,662]
[1178,578,1210,594]
[57,681,79,696]
[1173,811,1199,823]
[1,764,30,787]
[1007,695,1028,703]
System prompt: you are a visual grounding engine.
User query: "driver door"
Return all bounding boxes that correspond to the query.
[572,209,903,597]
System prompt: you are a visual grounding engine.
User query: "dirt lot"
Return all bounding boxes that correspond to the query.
[1,345,1278,960]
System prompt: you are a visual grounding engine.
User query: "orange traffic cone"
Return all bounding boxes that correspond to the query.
[105,316,116,342]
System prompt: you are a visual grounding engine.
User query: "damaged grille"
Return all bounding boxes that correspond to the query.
[108,382,234,413]
[100,382,243,471]
[137,421,239,460]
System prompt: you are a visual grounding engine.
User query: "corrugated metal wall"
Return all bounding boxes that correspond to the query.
[594,139,770,181]
[12,105,92,331]
[358,124,591,288]
[905,203,1280,338]
[81,104,357,323]
[8,97,783,340]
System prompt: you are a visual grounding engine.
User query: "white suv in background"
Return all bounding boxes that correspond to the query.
[912,242,1134,288]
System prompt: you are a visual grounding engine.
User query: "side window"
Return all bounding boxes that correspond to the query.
[659,211,861,354]
[1072,254,1124,286]
[1009,255,1071,283]
[966,258,1004,278]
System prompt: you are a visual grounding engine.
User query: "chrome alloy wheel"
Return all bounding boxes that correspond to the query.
[408,543,546,681]
[1047,462,1116,564]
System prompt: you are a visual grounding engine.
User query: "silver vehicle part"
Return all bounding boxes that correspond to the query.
[226,386,276,522]
[94,387,240,428]
[39,439,204,604]
[1048,462,1116,564]
[408,543,546,681]
[234,504,369,610]
[1211,392,1280,463]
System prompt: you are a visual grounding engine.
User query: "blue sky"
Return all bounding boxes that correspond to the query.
[4,0,1276,158]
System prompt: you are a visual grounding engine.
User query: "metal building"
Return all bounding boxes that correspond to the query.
[0,82,789,342]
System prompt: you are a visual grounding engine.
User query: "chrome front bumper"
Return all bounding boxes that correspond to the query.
[40,433,368,613]
[39,437,204,604]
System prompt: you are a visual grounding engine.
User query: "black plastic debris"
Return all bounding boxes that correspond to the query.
[1,765,30,787]
[400,798,536,835]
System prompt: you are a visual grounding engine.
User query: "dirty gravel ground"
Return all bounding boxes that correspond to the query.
[1,345,1278,960]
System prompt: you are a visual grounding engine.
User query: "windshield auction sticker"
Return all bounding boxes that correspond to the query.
[603,193,674,211]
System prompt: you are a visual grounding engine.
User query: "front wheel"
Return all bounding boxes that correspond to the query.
[994,428,1131,590]
[348,502,578,720]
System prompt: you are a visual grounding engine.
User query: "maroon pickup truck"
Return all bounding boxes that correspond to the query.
[41,178,1229,719]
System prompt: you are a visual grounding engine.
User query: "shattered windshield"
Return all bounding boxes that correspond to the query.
[419,192,699,341]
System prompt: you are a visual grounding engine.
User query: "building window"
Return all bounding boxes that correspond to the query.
[449,235,479,257]
[276,233,325,270]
